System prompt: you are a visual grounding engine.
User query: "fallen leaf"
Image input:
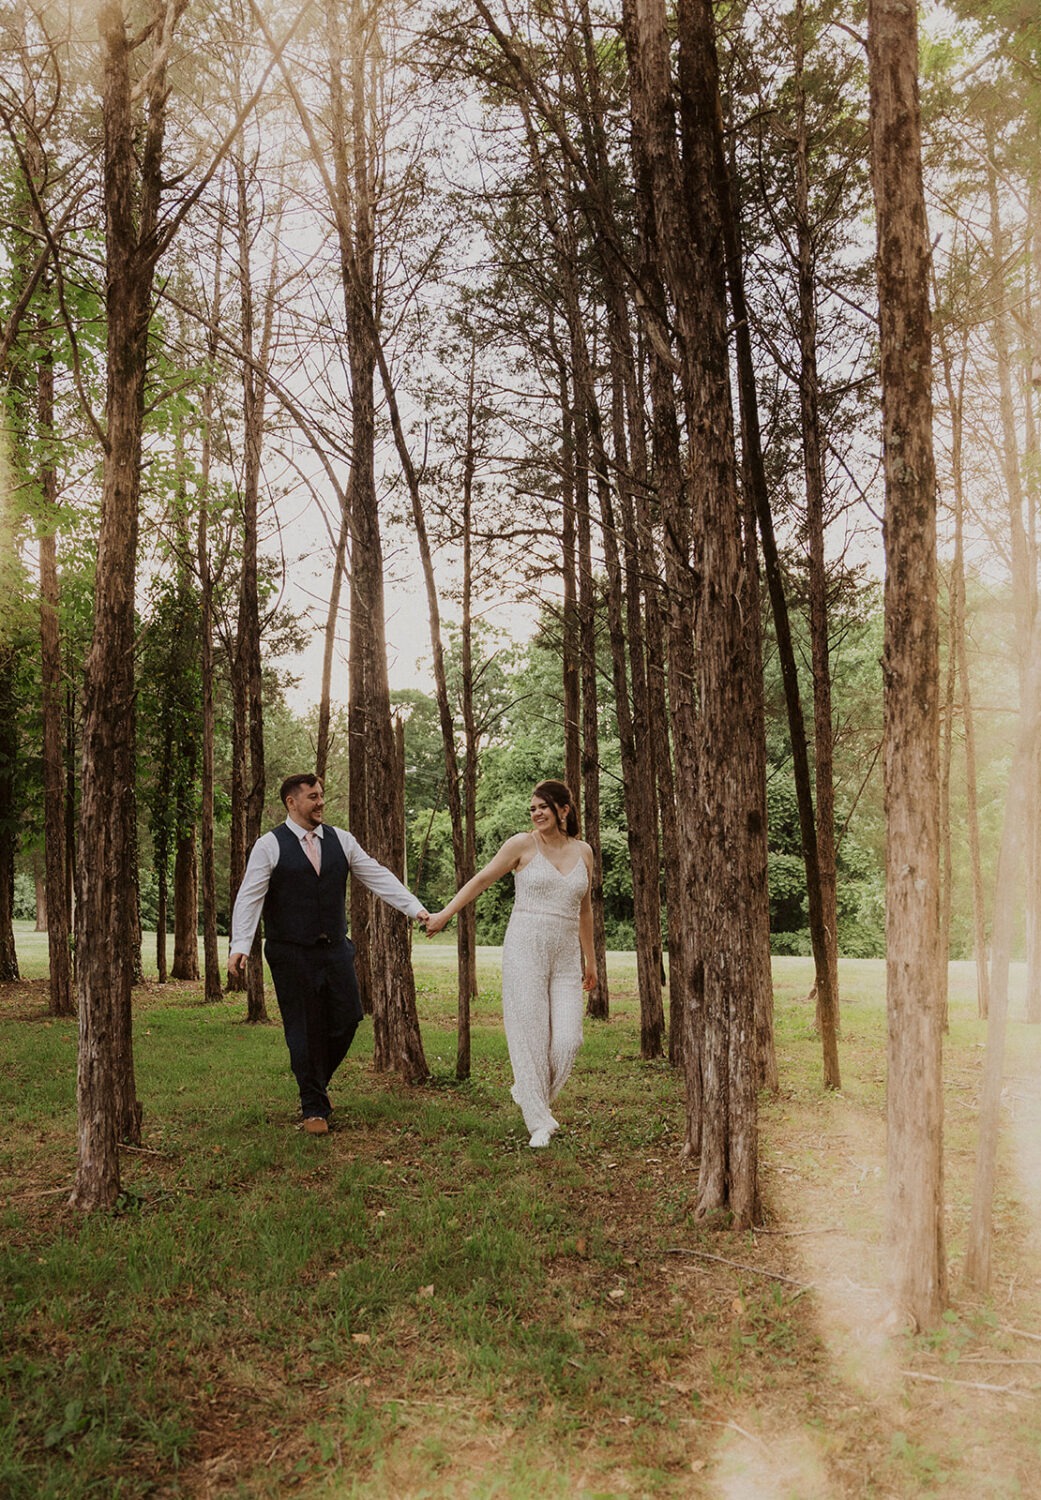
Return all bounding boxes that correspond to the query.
[351,1333,371,1345]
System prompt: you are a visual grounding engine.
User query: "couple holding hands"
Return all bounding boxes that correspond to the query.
[229,775,597,1148]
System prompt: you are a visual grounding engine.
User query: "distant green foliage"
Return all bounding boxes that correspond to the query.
[12,873,35,924]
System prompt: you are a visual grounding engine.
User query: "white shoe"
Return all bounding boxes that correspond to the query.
[528,1128,553,1148]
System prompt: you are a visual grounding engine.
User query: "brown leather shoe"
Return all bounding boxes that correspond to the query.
[302,1116,329,1135]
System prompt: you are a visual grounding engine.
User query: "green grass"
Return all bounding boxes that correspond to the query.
[4,942,1041,1496]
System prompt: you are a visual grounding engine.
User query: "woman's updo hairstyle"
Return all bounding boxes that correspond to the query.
[533,779,579,838]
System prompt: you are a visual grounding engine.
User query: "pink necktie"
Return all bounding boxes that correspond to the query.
[303,831,321,873]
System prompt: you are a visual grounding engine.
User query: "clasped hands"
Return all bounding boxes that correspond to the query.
[418,908,450,937]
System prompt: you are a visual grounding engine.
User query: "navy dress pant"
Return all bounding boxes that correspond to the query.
[264,937,362,1119]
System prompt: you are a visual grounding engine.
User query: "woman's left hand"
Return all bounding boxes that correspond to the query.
[582,966,598,993]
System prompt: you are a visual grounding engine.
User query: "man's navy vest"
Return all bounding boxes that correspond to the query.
[263,824,349,946]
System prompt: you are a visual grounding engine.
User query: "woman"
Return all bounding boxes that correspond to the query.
[424,780,598,1148]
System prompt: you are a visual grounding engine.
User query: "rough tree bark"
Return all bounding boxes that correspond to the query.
[328,0,427,1078]
[675,0,764,1225]
[623,36,697,1069]
[170,821,199,980]
[371,303,475,1078]
[16,100,73,1012]
[566,9,664,1053]
[602,327,665,1058]
[72,0,176,1208]
[559,362,582,807]
[623,0,765,1224]
[155,724,172,984]
[227,150,271,1023]
[456,359,481,1073]
[792,1,841,1062]
[197,208,224,1004]
[868,0,947,1329]
[574,358,610,1021]
[37,341,73,1015]
[316,509,349,782]
[538,170,658,1044]
[0,649,18,981]
[718,135,801,1092]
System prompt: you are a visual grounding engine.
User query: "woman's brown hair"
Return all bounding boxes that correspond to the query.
[533,780,579,838]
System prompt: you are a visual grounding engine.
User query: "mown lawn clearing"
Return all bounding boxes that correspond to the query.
[3,946,1041,1497]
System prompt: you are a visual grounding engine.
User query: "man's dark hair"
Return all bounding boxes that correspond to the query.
[280,773,322,807]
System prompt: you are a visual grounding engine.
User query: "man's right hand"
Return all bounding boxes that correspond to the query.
[228,951,247,978]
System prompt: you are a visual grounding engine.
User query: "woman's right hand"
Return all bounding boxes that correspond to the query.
[423,909,451,937]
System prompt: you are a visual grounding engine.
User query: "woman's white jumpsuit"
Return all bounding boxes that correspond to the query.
[500,846,587,1134]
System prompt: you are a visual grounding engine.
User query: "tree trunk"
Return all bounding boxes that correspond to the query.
[456,364,480,1076]
[0,648,19,981]
[33,858,47,933]
[939,564,956,1028]
[575,371,610,1020]
[227,684,249,996]
[1025,184,1041,1023]
[372,297,473,1077]
[197,212,224,1005]
[226,151,272,1023]
[329,0,427,1079]
[985,147,1039,1022]
[624,0,765,1224]
[37,344,73,1015]
[240,155,269,1025]
[623,44,697,1067]
[964,615,1041,1290]
[867,0,947,1329]
[316,510,349,782]
[73,0,175,1208]
[675,0,764,1227]
[719,125,795,1091]
[566,10,663,1051]
[155,838,168,983]
[605,348,665,1057]
[371,715,427,1078]
[936,316,989,1017]
[155,726,172,986]
[65,682,76,939]
[171,825,199,980]
[559,364,582,809]
[536,196,659,1043]
[793,4,841,1065]
[740,450,778,1093]
[956,552,989,1019]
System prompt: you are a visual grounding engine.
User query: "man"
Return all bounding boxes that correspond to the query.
[229,773,429,1134]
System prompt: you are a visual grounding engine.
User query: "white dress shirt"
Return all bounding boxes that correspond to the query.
[229,818,425,956]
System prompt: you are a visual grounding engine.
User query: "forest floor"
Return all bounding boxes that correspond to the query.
[3,936,1041,1497]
